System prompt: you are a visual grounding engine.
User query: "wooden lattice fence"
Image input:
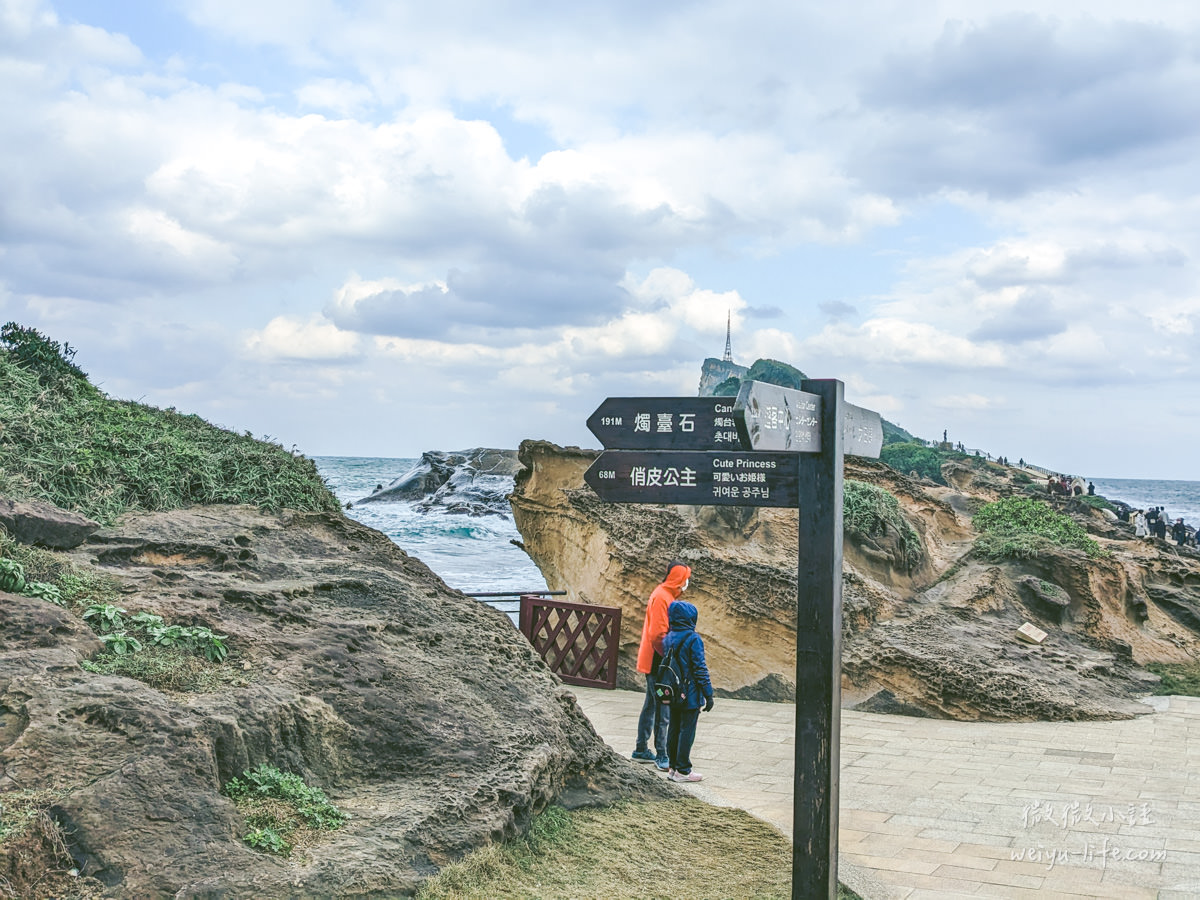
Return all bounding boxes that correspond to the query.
[519,595,621,689]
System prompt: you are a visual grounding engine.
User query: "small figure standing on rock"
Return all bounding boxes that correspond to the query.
[1087,481,1095,496]
[632,560,691,770]
[662,599,714,783]
[1134,510,1149,538]
[1173,519,1188,547]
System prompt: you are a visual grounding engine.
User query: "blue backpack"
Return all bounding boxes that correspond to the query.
[654,636,690,705]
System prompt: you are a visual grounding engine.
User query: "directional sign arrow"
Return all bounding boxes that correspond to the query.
[583,450,799,507]
[586,397,747,450]
[843,401,884,459]
[733,381,822,452]
[733,380,883,458]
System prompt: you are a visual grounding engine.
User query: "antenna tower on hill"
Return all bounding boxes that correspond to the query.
[723,311,733,363]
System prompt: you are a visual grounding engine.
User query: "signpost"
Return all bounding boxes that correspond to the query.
[584,450,800,507]
[586,396,747,450]
[583,379,883,900]
[734,379,884,458]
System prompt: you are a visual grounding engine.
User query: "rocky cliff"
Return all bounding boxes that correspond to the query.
[358,448,522,517]
[1,502,669,898]
[510,440,1200,720]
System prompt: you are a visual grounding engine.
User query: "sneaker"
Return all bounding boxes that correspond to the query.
[631,749,655,763]
[666,768,677,777]
[669,770,703,783]
[654,756,670,771]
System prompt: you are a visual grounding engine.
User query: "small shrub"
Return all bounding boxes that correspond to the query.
[190,626,229,662]
[0,529,121,608]
[972,497,1106,560]
[0,558,26,593]
[225,764,346,857]
[974,533,1056,561]
[140,622,229,661]
[143,623,188,648]
[1145,661,1200,697]
[1077,494,1115,512]
[880,442,950,484]
[1038,579,1068,601]
[843,480,923,571]
[0,321,87,386]
[128,611,165,630]
[98,631,143,655]
[23,581,64,605]
[82,602,126,633]
[244,826,291,855]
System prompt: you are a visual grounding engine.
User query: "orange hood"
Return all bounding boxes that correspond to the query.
[663,563,691,597]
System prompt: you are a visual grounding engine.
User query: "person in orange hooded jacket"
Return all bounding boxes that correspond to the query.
[631,560,691,769]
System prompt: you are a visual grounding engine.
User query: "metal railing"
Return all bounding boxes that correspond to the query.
[518,594,622,690]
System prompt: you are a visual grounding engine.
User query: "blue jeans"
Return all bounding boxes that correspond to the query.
[667,705,700,774]
[636,673,670,756]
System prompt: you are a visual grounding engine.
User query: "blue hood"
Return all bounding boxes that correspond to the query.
[668,600,698,632]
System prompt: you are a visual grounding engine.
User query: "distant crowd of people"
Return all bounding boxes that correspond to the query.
[1045,474,1094,498]
[1042,473,1197,549]
[1129,507,1197,547]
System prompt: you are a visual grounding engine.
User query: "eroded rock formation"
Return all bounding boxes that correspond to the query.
[359,448,522,517]
[1,504,669,897]
[510,440,1200,720]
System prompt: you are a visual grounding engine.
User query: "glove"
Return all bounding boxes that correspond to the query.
[703,696,714,712]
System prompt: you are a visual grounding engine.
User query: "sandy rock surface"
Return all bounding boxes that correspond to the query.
[510,440,1200,720]
[1,504,669,898]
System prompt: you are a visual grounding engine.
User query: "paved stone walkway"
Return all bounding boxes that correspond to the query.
[573,688,1200,899]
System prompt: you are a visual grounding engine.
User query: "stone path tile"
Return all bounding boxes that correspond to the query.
[572,687,1200,899]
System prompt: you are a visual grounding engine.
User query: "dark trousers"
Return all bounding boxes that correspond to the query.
[666,705,700,774]
[636,673,670,755]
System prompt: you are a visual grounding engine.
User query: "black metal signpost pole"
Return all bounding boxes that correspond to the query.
[584,379,877,900]
[792,378,844,900]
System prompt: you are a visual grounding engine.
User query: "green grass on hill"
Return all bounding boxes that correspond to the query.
[417,798,862,900]
[0,325,339,523]
[972,496,1106,561]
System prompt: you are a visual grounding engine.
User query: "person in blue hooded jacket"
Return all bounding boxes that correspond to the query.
[661,599,714,782]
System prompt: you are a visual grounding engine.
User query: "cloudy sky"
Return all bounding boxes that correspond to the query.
[4,0,1200,478]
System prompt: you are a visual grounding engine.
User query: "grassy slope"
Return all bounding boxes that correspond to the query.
[417,798,863,900]
[0,353,339,523]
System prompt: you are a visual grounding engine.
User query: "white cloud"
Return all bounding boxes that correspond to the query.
[806,319,1007,368]
[933,393,1001,411]
[9,2,1200,475]
[295,78,375,116]
[245,315,360,361]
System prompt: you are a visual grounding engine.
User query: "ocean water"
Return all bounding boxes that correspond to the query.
[1090,478,1200,526]
[313,457,549,613]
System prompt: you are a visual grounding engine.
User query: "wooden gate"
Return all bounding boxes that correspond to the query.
[519,595,621,689]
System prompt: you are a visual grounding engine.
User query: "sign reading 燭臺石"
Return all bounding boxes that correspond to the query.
[586,397,746,450]
[583,450,799,507]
